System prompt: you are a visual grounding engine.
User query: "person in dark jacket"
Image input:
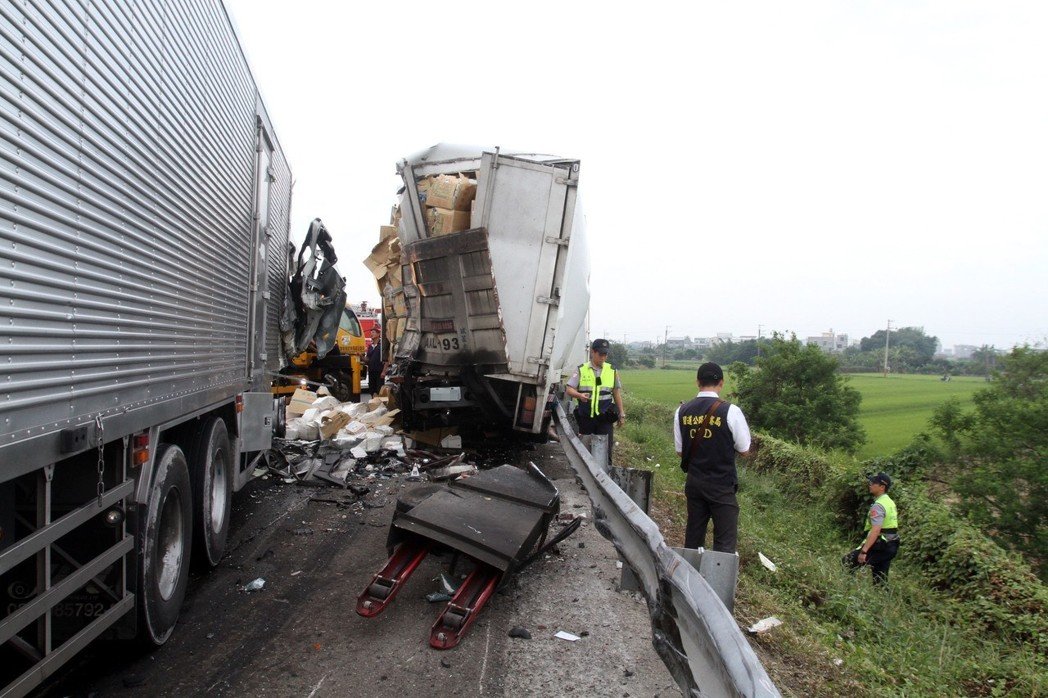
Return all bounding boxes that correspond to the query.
[674,362,752,553]
[365,328,385,398]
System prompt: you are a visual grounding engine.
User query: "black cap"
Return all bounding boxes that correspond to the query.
[697,362,724,383]
[591,338,610,353]
[867,472,892,489]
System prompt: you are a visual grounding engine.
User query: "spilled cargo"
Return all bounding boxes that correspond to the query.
[365,144,590,435]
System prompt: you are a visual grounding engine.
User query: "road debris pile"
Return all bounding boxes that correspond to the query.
[269,388,476,488]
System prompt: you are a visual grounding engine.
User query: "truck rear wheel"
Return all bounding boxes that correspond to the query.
[189,417,232,568]
[138,444,193,645]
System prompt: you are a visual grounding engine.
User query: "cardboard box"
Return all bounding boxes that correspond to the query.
[287,388,318,417]
[319,411,351,439]
[380,224,397,242]
[426,207,471,237]
[422,174,477,211]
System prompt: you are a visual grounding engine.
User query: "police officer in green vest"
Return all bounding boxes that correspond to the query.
[565,339,625,445]
[844,472,900,584]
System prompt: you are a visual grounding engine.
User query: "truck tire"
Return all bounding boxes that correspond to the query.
[188,417,232,568]
[138,444,192,646]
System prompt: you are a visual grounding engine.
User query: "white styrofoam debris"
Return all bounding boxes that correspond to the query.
[364,435,384,453]
[311,396,342,412]
[758,552,777,572]
[300,407,320,424]
[342,420,368,435]
[440,435,462,449]
[748,617,782,634]
[554,631,580,642]
[360,407,388,424]
[285,419,318,441]
[373,425,395,435]
[332,434,362,449]
[350,446,368,459]
[340,402,369,418]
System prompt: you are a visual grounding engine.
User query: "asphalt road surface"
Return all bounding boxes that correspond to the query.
[40,442,679,697]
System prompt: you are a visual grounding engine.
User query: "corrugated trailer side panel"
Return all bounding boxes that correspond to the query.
[260,101,291,379]
[0,0,286,471]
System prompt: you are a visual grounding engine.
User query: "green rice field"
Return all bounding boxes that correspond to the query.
[620,369,985,459]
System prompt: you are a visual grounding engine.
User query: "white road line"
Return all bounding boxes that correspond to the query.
[306,671,330,698]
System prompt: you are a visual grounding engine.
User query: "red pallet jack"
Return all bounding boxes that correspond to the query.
[355,542,502,649]
[355,464,579,649]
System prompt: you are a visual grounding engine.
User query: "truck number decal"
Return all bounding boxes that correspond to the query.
[424,334,462,353]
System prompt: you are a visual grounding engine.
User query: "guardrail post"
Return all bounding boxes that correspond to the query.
[611,467,652,593]
[671,547,739,613]
[587,435,609,470]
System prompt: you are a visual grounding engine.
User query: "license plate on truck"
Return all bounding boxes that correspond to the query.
[429,387,462,401]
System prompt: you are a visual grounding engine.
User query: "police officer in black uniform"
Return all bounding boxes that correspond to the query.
[674,362,752,553]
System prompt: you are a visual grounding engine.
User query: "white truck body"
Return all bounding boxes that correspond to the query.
[393,145,590,433]
[0,1,289,693]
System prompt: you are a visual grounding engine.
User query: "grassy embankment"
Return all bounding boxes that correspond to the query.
[611,371,1046,697]
[624,369,984,459]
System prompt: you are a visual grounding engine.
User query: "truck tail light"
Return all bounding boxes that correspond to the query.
[236,394,244,413]
[132,431,150,466]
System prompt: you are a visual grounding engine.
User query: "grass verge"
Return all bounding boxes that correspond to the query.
[612,396,1047,697]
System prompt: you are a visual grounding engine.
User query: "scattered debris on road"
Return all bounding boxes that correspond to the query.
[758,552,778,572]
[509,627,532,640]
[242,578,266,593]
[554,631,581,642]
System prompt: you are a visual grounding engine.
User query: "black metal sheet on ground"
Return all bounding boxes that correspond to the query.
[394,491,545,571]
[451,463,558,512]
[390,464,559,572]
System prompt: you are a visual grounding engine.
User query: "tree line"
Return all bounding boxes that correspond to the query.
[617,325,1006,376]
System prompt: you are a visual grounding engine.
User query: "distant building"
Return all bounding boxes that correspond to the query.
[666,336,692,348]
[954,345,977,360]
[806,331,848,353]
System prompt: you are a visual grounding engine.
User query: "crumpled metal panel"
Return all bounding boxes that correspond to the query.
[555,403,780,698]
[389,463,559,573]
[283,218,347,359]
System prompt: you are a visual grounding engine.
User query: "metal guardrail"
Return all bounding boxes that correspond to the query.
[555,403,780,698]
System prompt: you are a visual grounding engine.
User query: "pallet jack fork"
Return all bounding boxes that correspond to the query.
[429,563,501,650]
[355,541,502,649]
[355,541,429,618]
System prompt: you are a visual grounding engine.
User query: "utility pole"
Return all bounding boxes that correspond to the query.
[663,325,670,368]
[757,324,763,359]
[882,320,892,377]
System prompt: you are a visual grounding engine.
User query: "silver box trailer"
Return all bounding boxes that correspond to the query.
[391,145,590,434]
[0,1,290,694]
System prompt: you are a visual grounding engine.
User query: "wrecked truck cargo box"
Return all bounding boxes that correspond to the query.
[368,145,590,435]
[387,463,559,573]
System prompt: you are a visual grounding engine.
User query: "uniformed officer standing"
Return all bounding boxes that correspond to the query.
[674,362,751,553]
[844,472,900,585]
[565,339,625,447]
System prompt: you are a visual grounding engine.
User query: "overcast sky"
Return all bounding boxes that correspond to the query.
[225,0,1046,350]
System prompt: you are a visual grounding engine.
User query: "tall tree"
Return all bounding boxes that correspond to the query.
[931,346,1048,576]
[859,326,939,364]
[607,342,629,369]
[729,335,865,453]
[706,339,759,366]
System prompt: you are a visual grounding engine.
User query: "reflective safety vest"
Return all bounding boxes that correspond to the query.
[577,363,616,418]
[864,493,899,537]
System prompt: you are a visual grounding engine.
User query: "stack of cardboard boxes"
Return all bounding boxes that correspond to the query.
[418,173,476,236]
[363,173,479,359]
[363,223,405,351]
